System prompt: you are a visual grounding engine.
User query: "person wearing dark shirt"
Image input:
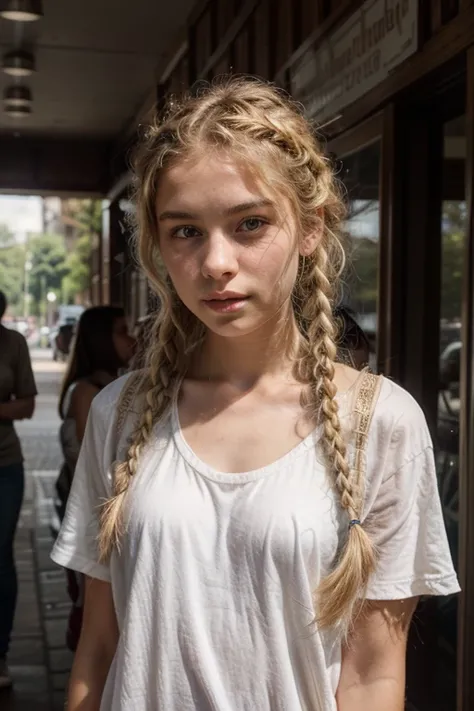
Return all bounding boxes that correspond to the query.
[0,291,37,689]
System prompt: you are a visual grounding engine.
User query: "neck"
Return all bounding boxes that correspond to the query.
[190,313,301,388]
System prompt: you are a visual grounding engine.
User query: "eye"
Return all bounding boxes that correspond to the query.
[171,225,201,239]
[239,217,267,233]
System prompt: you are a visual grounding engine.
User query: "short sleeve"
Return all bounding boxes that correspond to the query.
[51,397,113,582]
[362,385,460,600]
[14,334,37,398]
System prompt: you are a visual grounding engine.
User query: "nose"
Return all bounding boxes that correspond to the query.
[201,232,238,281]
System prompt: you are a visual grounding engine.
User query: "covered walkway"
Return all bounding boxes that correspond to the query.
[2,352,70,711]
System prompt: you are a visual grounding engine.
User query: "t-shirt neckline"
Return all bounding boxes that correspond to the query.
[170,382,359,484]
[171,398,322,484]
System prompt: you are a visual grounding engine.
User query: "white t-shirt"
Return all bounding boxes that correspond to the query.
[51,373,459,711]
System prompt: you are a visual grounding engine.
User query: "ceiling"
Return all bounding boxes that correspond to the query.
[0,0,195,139]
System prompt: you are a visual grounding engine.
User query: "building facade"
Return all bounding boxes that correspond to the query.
[96,2,474,708]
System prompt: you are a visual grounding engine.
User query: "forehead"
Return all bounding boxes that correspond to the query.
[156,153,270,210]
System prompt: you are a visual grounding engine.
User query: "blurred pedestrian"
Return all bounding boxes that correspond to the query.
[56,305,135,651]
[0,290,37,689]
[53,78,458,711]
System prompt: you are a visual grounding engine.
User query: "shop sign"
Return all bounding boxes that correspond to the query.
[290,0,418,124]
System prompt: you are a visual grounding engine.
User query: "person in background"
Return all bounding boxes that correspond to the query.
[0,290,37,690]
[334,305,371,370]
[56,305,135,651]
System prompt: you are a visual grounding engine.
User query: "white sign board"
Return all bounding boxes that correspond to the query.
[290,0,418,124]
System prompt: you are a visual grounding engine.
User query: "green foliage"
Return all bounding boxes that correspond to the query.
[0,198,103,317]
[28,233,68,314]
[61,199,102,302]
[0,224,25,315]
[62,234,93,301]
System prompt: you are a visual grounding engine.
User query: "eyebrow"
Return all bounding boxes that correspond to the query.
[158,199,274,222]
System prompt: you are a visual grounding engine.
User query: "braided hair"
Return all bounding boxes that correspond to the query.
[98,76,376,629]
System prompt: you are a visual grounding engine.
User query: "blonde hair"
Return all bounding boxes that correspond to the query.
[99,76,376,630]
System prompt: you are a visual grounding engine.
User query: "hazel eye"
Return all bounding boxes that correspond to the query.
[239,217,266,232]
[172,225,201,239]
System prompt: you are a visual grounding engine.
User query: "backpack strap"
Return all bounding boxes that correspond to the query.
[351,370,383,515]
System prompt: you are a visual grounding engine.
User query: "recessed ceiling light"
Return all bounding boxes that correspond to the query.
[0,0,43,21]
[2,49,36,77]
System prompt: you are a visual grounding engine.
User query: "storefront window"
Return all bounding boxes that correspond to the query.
[432,114,466,710]
[338,141,381,370]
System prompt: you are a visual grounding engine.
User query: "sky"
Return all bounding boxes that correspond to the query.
[0,195,43,242]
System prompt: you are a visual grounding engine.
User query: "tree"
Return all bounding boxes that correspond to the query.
[28,233,68,314]
[0,224,25,315]
[61,199,102,303]
[62,234,94,301]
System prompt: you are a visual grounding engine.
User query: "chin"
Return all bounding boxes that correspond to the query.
[198,312,260,339]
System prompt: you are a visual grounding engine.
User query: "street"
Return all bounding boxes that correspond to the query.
[3,349,71,711]
[16,349,64,472]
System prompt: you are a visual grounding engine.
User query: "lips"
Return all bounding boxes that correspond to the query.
[202,294,249,313]
[203,292,247,301]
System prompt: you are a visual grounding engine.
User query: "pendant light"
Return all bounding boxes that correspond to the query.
[4,85,32,108]
[0,0,43,21]
[2,49,36,77]
[5,104,31,118]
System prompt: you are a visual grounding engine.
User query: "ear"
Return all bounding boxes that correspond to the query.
[299,210,324,257]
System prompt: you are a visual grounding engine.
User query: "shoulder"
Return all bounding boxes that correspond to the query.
[369,375,433,471]
[374,376,429,436]
[1,326,26,349]
[91,372,135,413]
[71,378,100,400]
[90,371,146,423]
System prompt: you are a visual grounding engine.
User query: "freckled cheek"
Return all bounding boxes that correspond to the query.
[243,244,296,291]
[165,253,202,293]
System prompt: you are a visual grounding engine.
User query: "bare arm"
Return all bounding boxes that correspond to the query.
[67,577,118,711]
[69,382,100,443]
[336,598,418,711]
[0,396,35,421]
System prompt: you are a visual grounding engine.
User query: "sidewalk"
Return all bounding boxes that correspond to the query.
[1,351,72,711]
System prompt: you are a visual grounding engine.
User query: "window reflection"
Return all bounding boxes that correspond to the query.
[337,141,380,371]
[433,114,466,711]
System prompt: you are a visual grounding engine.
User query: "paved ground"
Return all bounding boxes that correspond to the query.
[2,349,73,711]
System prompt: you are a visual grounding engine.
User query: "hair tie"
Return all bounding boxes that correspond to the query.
[349,519,361,529]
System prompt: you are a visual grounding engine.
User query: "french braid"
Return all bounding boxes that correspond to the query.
[98,76,377,628]
[98,309,182,560]
[305,245,376,628]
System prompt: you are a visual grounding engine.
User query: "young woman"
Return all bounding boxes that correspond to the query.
[52,78,459,711]
[56,305,135,650]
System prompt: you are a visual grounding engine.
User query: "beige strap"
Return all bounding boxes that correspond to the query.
[351,370,383,513]
[115,370,143,442]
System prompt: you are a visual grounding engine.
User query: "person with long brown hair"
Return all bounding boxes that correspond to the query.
[55,305,135,651]
[52,78,458,711]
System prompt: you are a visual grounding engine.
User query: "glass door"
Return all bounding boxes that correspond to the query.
[430,113,467,710]
[402,97,467,711]
[329,116,383,372]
